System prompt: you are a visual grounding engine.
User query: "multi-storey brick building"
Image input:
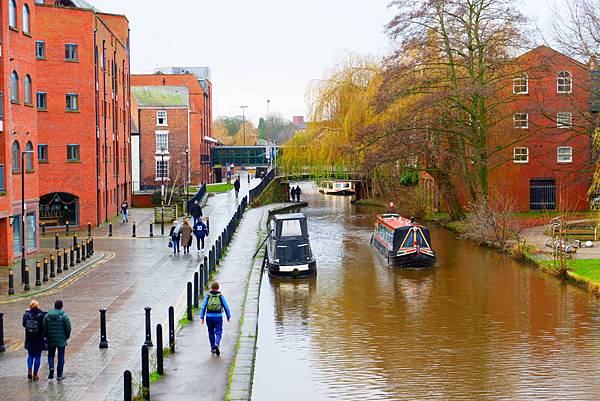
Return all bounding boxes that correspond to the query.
[0,0,131,266]
[131,68,213,185]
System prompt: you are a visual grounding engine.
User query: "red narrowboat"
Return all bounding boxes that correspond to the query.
[372,214,436,268]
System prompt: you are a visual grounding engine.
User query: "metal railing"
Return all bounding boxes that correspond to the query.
[187,183,207,211]
[249,168,275,203]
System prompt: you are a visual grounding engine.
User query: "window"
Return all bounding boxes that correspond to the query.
[156,132,168,153]
[0,92,4,121]
[13,215,21,254]
[557,71,572,93]
[513,73,528,94]
[557,146,573,163]
[9,0,17,29]
[24,75,32,105]
[25,141,33,171]
[0,164,5,192]
[67,144,80,161]
[513,147,529,163]
[514,113,528,129]
[557,112,573,129]
[36,41,45,59]
[37,92,46,110]
[65,44,78,61]
[281,220,302,236]
[38,144,48,161]
[12,141,20,172]
[156,160,169,180]
[66,94,79,111]
[156,110,167,126]
[11,71,19,103]
[35,0,44,4]
[22,4,30,34]
[26,213,36,250]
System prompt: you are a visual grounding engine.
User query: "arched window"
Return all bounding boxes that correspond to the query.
[24,75,32,104]
[22,4,30,33]
[11,71,19,103]
[557,71,572,93]
[8,0,17,29]
[25,142,33,171]
[12,141,20,172]
[513,73,528,94]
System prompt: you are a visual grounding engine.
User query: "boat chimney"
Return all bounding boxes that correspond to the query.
[410,215,415,223]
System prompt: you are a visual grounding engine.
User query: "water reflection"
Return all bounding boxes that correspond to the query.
[253,182,600,400]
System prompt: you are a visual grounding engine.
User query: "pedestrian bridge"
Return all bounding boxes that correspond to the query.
[210,146,279,167]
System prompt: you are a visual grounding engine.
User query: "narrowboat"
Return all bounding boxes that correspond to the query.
[318,180,355,195]
[372,214,436,268]
[266,213,317,278]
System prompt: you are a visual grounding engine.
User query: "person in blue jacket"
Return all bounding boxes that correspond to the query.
[200,281,231,356]
[193,218,208,254]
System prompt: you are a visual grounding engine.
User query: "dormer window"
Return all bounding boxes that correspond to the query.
[557,71,572,93]
[513,73,528,94]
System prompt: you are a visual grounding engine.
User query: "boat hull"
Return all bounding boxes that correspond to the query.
[372,237,436,268]
[268,260,317,278]
[319,188,355,196]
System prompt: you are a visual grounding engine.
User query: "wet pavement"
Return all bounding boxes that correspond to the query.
[0,174,259,401]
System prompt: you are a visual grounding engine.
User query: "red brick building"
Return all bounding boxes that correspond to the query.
[131,69,213,185]
[0,0,131,266]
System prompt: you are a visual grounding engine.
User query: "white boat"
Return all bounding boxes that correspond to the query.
[318,180,355,195]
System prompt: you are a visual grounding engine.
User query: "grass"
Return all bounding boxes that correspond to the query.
[207,183,234,193]
[178,316,191,329]
[150,371,161,383]
[354,198,386,208]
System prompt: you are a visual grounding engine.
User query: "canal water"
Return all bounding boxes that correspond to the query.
[252,182,600,400]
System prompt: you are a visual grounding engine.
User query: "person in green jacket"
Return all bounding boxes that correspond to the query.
[43,300,71,380]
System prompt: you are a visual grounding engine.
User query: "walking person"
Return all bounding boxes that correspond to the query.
[234,177,241,199]
[193,218,208,254]
[43,300,71,381]
[169,220,181,255]
[121,200,129,223]
[180,219,193,255]
[295,185,302,202]
[22,300,46,381]
[190,200,203,226]
[290,186,297,202]
[200,282,231,356]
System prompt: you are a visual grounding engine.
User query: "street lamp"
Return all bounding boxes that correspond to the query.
[20,149,34,284]
[266,99,271,166]
[240,105,248,146]
[185,146,189,213]
[160,146,166,235]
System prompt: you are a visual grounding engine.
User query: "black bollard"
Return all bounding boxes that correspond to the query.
[149,223,153,238]
[40,261,47,283]
[64,248,69,270]
[186,282,193,321]
[88,222,92,238]
[168,306,175,353]
[108,222,113,237]
[81,241,87,261]
[215,238,220,266]
[24,266,30,291]
[65,220,70,234]
[55,233,59,250]
[90,238,94,255]
[99,308,108,349]
[160,219,164,236]
[70,246,75,267]
[206,216,210,234]
[203,257,209,284]
[211,245,216,271]
[50,255,55,278]
[42,222,46,236]
[0,313,5,352]
[123,370,133,401]
[199,264,204,296]
[42,259,48,282]
[141,344,150,401]
[35,261,42,286]
[144,307,153,347]
[132,222,136,238]
[73,233,78,248]
[76,244,81,264]
[57,251,62,274]
[156,324,164,376]
[8,269,14,295]
[193,272,199,309]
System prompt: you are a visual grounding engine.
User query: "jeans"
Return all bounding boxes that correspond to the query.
[195,234,205,250]
[173,239,180,255]
[27,350,42,374]
[122,210,128,223]
[48,346,65,377]
[206,316,223,350]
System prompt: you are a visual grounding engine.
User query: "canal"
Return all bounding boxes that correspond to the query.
[252,182,600,400]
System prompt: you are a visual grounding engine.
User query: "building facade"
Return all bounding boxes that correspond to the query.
[0,0,131,266]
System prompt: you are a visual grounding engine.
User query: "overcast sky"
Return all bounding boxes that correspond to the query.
[90,0,559,124]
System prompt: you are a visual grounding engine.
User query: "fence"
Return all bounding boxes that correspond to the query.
[187,183,207,211]
[249,168,275,203]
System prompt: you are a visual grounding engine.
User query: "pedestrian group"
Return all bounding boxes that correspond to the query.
[290,185,302,202]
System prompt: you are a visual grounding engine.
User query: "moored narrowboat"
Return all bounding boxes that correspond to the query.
[267,213,317,278]
[372,214,436,268]
[318,180,355,195]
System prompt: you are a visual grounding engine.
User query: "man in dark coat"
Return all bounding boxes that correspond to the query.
[22,300,46,381]
[233,177,241,198]
[290,186,297,202]
[190,200,203,226]
[43,300,71,380]
[295,185,302,202]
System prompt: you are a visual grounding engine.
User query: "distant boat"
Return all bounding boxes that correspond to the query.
[371,214,436,268]
[266,213,317,278]
[318,180,355,195]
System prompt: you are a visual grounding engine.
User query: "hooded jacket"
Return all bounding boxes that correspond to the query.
[43,309,72,347]
[200,290,231,319]
[22,307,46,352]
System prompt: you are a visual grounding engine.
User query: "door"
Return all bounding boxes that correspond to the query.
[530,179,556,210]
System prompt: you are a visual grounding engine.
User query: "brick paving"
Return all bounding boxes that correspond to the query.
[0,175,258,401]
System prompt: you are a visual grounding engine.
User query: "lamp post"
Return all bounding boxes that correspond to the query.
[160,146,166,233]
[240,105,248,146]
[185,146,189,213]
[266,99,271,166]
[20,149,34,282]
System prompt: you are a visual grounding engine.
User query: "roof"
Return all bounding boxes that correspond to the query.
[376,214,421,230]
[131,86,190,108]
[515,45,586,67]
[55,0,100,11]
[273,213,307,221]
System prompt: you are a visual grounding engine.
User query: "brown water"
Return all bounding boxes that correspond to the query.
[252,182,600,401]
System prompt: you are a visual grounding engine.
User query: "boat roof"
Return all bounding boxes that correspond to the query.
[376,214,423,230]
[273,213,306,221]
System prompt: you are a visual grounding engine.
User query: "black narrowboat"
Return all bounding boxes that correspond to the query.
[266,213,317,278]
[372,214,436,268]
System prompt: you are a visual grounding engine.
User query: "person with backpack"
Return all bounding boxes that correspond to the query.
[193,218,208,254]
[22,300,46,381]
[200,282,231,356]
[121,200,129,223]
[169,220,181,255]
[43,300,71,381]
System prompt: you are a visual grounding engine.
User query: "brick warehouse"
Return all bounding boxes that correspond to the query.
[131,68,214,186]
[0,0,131,266]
